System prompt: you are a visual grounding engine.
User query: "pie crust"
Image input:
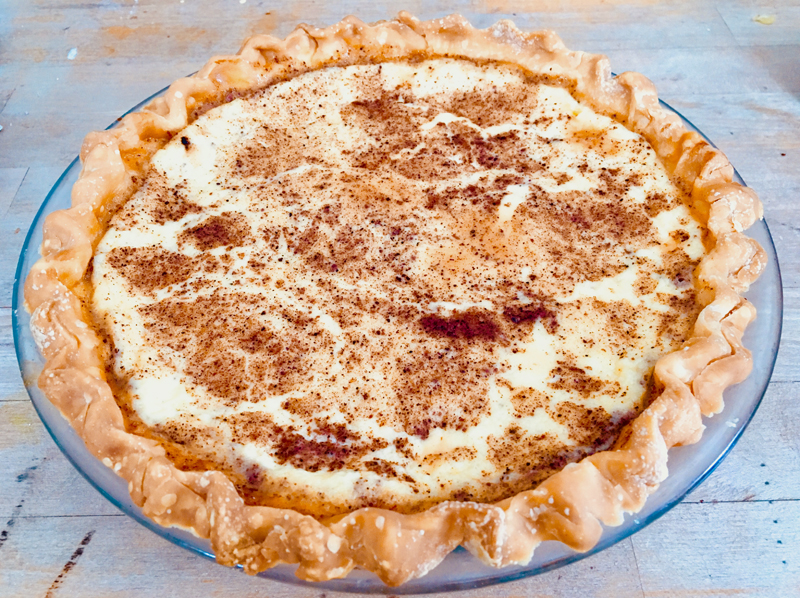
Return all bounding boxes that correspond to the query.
[25,13,766,586]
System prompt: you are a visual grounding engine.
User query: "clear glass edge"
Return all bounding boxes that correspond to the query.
[10,87,784,595]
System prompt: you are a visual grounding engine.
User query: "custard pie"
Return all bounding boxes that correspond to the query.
[26,13,765,586]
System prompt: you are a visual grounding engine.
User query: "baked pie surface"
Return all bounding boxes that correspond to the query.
[26,14,766,585]
[94,59,704,517]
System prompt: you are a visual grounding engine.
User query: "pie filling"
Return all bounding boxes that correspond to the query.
[92,59,705,516]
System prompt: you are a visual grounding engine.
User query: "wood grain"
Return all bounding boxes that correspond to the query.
[717,4,800,47]
[632,501,800,597]
[0,513,647,598]
[0,312,24,398]
[1,1,798,596]
[0,167,66,308]
[0,169,27,219]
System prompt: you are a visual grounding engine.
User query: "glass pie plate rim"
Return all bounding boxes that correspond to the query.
[12,83,783,595]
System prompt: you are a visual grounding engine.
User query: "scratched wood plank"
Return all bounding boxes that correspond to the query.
[0,402,121,521]
[748,44,800,96]
[0,0,283,67]
[0,0,772,79]
[0,167,69,308]
[0,0,747,124]
[0,0,743,70]
[0,168,27,218]
[0,61,212,119]
[772,288,800,384]
[0,3,740,124]
[0,513,645,598]
[0,110,123,168]
[756,207,800,296]
[0,311,25,400]
[0,0,437,67]
[685,382,800,503]
[473,2,739,52]
[632,501,800,597]
[717,3,800,47]
[601,45,789,98]
[666,92,800,196]
[0,90,13,114]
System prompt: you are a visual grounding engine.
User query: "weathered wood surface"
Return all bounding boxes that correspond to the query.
[1,1,798,596]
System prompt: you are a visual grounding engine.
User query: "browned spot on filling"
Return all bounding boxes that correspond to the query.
[188,351,249,406]
[662,247,699,289]
[273,428,387,473]
[503,304,558,334]
[635,269,659,296]
[439,83,538,127]
[526,187,653,246]
[139,293,335,405]
[644,191,680,217]
[657,291,702,343]
[106,247,195,293]
[425,173,525,211]
[486,430,570,499]
[229,413,389,473]
[420,308,502,342]
[511,385,639,450]
[363,459,415,482]
[389,126,542,181]
[393,344,498,439]
[512,184,657,285]
[509,387,549,418]
[550,401,621,448]
[591,300,642,351]
[422,446,477,467]
[145,177,202,225]
[180,212,251,250]
[231,126,306,178]
[152,192,201,224]
[340,91,421,141]
[548,362,606,398]
[652,248,702,341]
[343,87,545,181]
[671,229,690,244]
[484,400,638,503]
[152,419,210,451]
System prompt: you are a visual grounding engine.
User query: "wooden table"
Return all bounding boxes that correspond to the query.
[1,1,798,596]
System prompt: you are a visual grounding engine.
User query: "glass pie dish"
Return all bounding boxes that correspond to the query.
[12,84,783,594]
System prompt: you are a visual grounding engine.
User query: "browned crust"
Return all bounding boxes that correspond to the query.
[24,13,766,586]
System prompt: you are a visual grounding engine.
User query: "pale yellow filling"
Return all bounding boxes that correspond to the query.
[92,60,704,508]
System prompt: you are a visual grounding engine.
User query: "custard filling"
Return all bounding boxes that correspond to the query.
[92,59,704,516]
